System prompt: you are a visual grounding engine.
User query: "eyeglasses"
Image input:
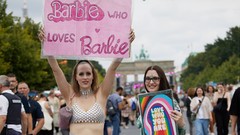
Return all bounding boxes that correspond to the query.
[145,76,160,83]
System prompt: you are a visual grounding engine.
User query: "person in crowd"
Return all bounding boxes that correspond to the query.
[184,87,195,135]
[103,111,112,135]
[107,87,128,135]
[229,87,240,135]
[59,96,66,108]
[227,84,234,100]
[58,96,70,135]
[38,93,53,135]
[121,93,131,129]
[190,87,213,135]
[7,73,32,134]
[137,65,186,135]
[38,29,135,135]
[213,83,231,135]
[129,93,137,126]
[18,82,44,135]
[206,85,215,135]
[178,90,186,109]
[0,75,27,135]
[170,84,180,104]
[47,90,60,134]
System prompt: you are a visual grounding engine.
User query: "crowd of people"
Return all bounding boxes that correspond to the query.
[183,83,240,135]
[0,74,61,135]
[0,27,239,135]
[1,70,240,135]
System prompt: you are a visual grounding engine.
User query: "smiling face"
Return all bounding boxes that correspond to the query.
[144,70,160,92]
[75,63,93,90]
[207,85,214,93]
[196,87,204,97]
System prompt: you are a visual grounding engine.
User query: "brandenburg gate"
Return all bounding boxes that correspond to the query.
[115,46,175,89]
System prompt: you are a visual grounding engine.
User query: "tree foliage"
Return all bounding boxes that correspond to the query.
[181,26,240,90]
[0,1,106,91]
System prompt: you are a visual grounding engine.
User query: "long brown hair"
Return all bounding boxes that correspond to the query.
[187,87,196,98]
[194,87,205,97]
[143,65,170,92]
[206,85,215,93]
[71,60,98,95]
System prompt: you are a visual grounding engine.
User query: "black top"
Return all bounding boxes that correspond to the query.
[15,91,31,114]
[184,97,192,117]
[2,93,22,125]
[216,98,228,112]
[28,98,44,129]
[229,87,240,116]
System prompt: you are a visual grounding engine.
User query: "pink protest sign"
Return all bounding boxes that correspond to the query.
[42,0,132,59]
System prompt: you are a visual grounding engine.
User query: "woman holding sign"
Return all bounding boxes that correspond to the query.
[38,29,134,135]
[137,65,186,135]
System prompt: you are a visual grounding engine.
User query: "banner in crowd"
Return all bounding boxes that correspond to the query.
[138,89,177,135]
[42,0,132,59]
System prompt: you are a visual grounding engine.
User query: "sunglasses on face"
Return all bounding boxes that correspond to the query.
[145,76,160,83]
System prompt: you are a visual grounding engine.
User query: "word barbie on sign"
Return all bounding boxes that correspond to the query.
[42,0,132,59]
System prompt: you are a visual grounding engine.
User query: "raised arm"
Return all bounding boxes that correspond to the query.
[38,28,72,100]
[38,28,71,102]
[100,58,122,98]
[47,57,71,100]
[100,30,135,98]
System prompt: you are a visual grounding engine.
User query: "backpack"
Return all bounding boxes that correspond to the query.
[106,99,117,116]
[131,100,137,111]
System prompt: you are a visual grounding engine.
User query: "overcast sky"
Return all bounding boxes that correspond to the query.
[6,0,240,73]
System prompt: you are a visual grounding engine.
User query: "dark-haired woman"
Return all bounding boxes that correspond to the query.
[190,87,212,135]
[137,65,186,135]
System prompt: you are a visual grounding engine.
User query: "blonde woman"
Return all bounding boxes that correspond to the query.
[213,83,231,135]
[39,29,135,135]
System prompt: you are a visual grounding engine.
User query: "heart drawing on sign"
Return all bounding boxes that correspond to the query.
[95,29,100,33]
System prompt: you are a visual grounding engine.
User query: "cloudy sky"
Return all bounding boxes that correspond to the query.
[6,0,240,72]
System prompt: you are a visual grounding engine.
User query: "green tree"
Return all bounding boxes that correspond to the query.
[181,26,240,90]
[212,55,240,84]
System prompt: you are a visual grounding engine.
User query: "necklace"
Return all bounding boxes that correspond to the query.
[80,89,93,98]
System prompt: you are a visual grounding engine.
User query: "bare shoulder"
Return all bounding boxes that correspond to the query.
[225,91,230,97]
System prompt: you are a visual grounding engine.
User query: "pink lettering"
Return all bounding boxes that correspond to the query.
[80,36,91,55]
[80,35,129,55]
[47,0,105,22]
[107,11,128,19]
[47,33,75,43]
